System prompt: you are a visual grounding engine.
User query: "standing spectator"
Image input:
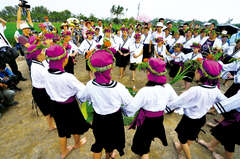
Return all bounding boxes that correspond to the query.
[0,18,26,81]
[43,16,53,32]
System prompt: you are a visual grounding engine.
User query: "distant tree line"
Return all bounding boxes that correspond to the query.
[0,5,239,27]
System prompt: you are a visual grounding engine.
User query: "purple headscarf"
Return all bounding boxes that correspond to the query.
[46,45,67,72]
[198,60,222,87]
[147,58,167,84]
[26,44,42,60]
[90,50,114,84]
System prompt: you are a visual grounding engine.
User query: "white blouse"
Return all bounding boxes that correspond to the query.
[183,52,203,62]
[166,85,227,119]
[124,84,178,117]
[78,39,96,55]
[31,60,49,89]
[214,91,240,113]
[79,80,133,115]
[45,71,85,102]
[130,42,143,63]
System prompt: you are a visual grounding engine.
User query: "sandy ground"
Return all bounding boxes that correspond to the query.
[0,55,239,159]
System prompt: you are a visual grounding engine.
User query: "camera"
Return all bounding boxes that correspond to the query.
[19,0,30,9]
[19,0,31,17]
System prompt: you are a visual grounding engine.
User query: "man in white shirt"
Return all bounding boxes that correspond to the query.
[0,18,26,81]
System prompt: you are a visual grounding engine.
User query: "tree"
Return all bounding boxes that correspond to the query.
[31,6,49,22]
[0,6,18,21]
[110,5,124,19]
[208,19,218,25]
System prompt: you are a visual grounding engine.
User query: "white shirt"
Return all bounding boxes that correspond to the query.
[183,37,195,49]
[168,36,186,48]
[151,31,166,44]
[213,38,222,49]
[164,34,173,45]
[226,46,240,58]
[79,80,133,115]
[141,33,151,44]
[31,60,49,89]
[184,52,203,62]
[45,70,85,102]
[0,24,11,48]
[221,60,240,84]
[78,39,96,55]
[124,84,178,117]
[167,52,185,62]
[222,42,230,55]
[166,85,227,119]
[69,40,80,55]
[214,91,240,113]
[130,42,143,63]
[118,37,132,51]
[154,44,167,59]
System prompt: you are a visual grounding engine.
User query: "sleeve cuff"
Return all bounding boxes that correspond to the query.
[214,102,226,114]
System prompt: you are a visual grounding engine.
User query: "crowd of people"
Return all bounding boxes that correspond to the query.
[1,3,240,159]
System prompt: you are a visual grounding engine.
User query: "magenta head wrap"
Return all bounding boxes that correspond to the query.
[134,33,141,39]
[89,49,114,84]
[46,45,68,72]
[198,60,222,86]
[26,44,42,60]
[147,58,167,84]
[155,37,164,43]
[44,32,55,40]
[29,35,39,45]
[61,31,71,37]
[86,30,95,35]
[104,29,111,33]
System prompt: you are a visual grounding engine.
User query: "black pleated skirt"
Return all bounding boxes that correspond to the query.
[116,49,130,67]
[32,87,52,116]
[175,115,206,144]
[143,44,154,60]
[91,110,125,156]
[131,116,168,156]
[51,99,90,138]
[211,111,240,152]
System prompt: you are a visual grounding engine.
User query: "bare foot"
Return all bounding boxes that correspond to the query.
[73,137,87,149]
[197,139,214,152]
[173,141,182,153]
[61,146,73,159]
[212,152,224,159]
[110,150,117,159]
[48,126,57,131]
[206,122,218,128]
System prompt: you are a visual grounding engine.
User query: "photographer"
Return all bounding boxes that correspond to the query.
[17,3,34,69]
[0,18,26,81]
[0,62,21,91]
[0,82,18,118]
[43,16,54,32]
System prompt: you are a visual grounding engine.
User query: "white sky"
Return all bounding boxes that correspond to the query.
[1,0,239,24]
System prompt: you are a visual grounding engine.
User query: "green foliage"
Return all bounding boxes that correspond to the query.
[31,6,49,22]
[110,5,124,19]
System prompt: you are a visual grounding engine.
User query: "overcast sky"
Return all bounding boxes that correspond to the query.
[1,0,239,23]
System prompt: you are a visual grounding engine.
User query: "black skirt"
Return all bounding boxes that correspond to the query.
[129,63,138,71]
[183,70,195,82]
[32,87,52,116]
[176,115,206,144]
[116,49,130,67]
[51,99,90,138]
[211,111,240,152]
[131,116,168,156]
[91,110,125,156]
[143,44,154,60]
[169,62,182,78]
[85,59,91,71]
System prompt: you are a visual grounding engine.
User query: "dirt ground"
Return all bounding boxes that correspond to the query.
[0,55,239,159]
